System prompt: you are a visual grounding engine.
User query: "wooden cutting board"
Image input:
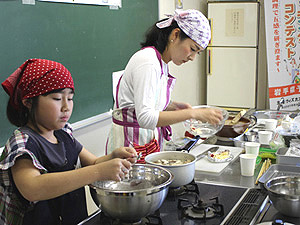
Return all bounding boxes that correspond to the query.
[189,144,244,174]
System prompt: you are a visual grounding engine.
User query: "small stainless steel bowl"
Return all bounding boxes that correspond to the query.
[244,131,258,142]
[264,176,300,217]
[89,164,173,222]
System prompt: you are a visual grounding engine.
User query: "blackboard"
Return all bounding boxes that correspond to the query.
[0,0,158,146]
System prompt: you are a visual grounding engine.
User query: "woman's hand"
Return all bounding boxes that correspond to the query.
[111,147,137,164]
[166,101,192,111]
[193,108,223,125]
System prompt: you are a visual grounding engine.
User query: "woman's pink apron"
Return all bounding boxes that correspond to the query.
[106,46,176,163]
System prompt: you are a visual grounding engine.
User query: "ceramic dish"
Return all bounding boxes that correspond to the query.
[207,149,234,163]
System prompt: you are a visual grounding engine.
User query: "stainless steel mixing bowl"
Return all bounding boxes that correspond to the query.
[89,164,174,222]
[264,176,300,217]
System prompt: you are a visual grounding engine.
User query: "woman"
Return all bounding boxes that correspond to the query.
[106,9,223,162]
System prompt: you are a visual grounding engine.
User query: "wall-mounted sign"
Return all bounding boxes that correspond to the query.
[265,0,300,110]
[38,0,122,8]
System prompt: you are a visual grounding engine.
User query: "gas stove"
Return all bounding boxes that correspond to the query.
[79,181,245,225]
[78,181,300,225]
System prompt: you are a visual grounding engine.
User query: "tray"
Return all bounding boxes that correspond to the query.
[258,164,300,186]
[276,147,300,166]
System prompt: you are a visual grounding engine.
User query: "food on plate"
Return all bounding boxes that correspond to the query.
[209,149,230,159]
[152,159,192,166]
[207,149,233,163]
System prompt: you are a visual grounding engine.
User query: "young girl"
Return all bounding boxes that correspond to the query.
[106,9,223,162]
[0,59,137,225]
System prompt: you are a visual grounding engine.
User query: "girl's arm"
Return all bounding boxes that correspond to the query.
[79,147,137,166]
[11,147,136,202]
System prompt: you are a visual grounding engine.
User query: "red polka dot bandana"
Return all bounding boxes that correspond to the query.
[1,59,74,110]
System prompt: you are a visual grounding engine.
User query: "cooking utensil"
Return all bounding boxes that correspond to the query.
[196,146,219,160]
[89,164,173,222]
[145,151,196,187]
[244,131,258,142]
[264,176,300,217]
[229,109,247,125]
[183,105,229,138]
[254,110,294,120]
[255,158,272,185]
[216,115,256,138]
[176,135,201,152]
[145,146,219,187]
[135,152,142,161]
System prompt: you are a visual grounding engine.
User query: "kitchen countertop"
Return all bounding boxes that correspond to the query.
[194,152,260,189]
[169,136,260,189]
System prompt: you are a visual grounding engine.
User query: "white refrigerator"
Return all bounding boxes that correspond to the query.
[206,1,259,109]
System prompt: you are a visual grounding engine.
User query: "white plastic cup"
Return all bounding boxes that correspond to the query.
[264,119,277,130]
[239,154,257,176]
[258,130,273,145]
[244,142,261,155]
[281,120,291,131]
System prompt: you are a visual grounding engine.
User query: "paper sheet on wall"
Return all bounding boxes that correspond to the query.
[225,8,244,37]
[38,0,122,7]
[22,0,35,5]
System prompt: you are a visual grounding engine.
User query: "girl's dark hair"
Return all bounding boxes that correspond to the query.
[140,19,189,54]
[6,88,73,131]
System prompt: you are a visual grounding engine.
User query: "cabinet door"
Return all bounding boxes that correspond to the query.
[207,47,257,108]
[208,2,258,47]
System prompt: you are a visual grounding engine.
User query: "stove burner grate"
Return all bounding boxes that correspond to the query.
[167,180,200,200]
[178,195,224,220]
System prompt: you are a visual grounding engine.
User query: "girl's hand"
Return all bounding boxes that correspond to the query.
[111,147,137,164]
[193,108,223,125]
[97,158,132,182]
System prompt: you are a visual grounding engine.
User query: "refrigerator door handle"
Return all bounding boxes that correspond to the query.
[207,47,212,75]
[208,18,213,46]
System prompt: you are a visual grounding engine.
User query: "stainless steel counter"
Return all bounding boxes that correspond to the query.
[194,156,259,188]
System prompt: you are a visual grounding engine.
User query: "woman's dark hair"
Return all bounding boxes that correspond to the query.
[140,18,189,54]
[6,88,73,131]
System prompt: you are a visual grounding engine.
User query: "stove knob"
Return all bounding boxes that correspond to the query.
[272,219,284,225]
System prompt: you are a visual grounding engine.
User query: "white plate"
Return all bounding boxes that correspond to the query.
[207,149,234,163]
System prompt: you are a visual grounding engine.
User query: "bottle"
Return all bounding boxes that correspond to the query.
[175,0,183,9]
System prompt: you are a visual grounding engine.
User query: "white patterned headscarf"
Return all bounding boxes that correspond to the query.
[156,9,211,49]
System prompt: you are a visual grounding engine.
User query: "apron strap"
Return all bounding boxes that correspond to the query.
[114,46,174,147]
[161,125,172,141]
